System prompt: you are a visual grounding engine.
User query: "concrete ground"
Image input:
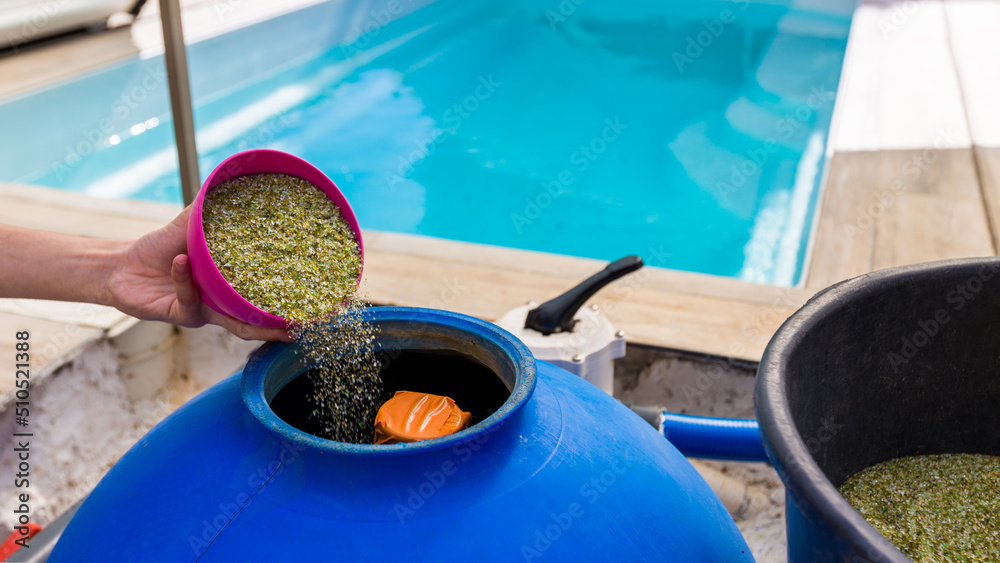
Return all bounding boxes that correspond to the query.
[616,347,786,563]
[0,323,258,541]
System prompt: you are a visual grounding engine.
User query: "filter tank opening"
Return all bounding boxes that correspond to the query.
[270,349,512,440]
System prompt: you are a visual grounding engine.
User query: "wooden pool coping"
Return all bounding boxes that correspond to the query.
[0,181,810,370]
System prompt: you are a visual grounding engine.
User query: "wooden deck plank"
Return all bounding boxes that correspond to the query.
[871,148,994,271]
[806,146,996,291]
[874,0,971,151]
[0,28,138,101]
[872,194,994,271]
[976,146,1000,253]
[876,148,981,199]
[0,182,180,223]
[362,244,807,361]
[945,1,1000,148]
[0,197,166,239]
[0,299,127,331]
[804,151,879,290]
[0,0,333,102]
[365,230,814,307]
[0,312,103,403]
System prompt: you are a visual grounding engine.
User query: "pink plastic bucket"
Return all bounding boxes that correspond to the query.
[187,149,364,328]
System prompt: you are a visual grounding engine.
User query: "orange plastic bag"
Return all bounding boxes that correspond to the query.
[374,391,471,444]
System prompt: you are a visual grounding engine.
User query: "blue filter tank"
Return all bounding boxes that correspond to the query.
[51,307,753,561]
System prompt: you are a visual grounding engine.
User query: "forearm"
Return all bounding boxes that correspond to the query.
[0,225,129,306]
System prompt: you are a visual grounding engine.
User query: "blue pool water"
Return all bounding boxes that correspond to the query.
[0,0,852,285]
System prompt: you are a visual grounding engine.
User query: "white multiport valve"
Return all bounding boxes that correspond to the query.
[496,256,642,395]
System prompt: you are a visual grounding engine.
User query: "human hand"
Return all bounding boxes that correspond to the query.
[105,206,293,342]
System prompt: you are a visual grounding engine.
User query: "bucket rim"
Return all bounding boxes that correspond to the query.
[188,148,364,328]
[242,306,537,456]
[756,257,1000,561]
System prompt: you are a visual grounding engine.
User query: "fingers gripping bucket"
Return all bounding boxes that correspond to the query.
[187,149,364,328]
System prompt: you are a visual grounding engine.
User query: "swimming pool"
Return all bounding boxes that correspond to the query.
[0,0,852,285]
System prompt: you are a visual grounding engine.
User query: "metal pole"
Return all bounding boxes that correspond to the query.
[159,0,200,206]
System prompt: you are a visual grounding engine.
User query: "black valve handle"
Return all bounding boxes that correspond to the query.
[524,255,644,335]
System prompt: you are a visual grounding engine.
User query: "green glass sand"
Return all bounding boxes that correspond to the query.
[840,453,1000,562]
[203,173,382,444]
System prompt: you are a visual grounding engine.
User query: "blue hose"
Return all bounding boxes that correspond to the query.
[659,412,768,462]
